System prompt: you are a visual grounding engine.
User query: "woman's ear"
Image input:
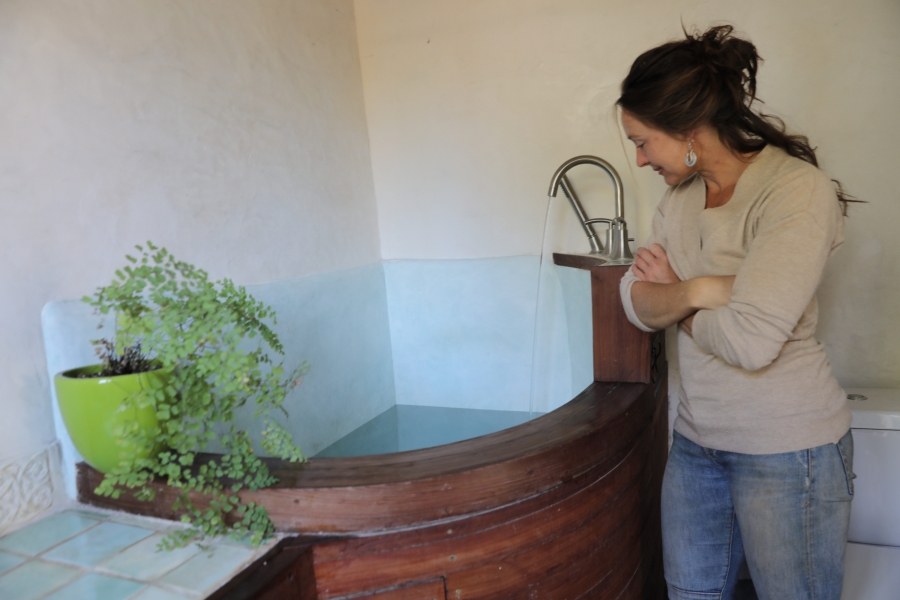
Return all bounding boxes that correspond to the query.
[673,129,697,143]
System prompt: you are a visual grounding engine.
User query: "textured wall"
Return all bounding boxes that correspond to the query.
[0,0,381,467]
[354,0,900,391]
[0,446,61,535]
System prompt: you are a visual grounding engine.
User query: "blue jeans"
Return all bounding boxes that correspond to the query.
[662,430,854,600]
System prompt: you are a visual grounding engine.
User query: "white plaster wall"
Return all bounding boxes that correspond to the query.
[355,0,900,389]
[0,1,381,463]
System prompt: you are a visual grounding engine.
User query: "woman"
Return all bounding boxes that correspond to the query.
[617,26,856,600]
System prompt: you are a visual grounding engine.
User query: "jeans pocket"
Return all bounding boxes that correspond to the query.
[835,429,855,496]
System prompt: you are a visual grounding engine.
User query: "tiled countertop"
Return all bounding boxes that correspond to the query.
[0,507,279,599]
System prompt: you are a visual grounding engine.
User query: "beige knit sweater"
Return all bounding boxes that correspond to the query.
[620,145,850,454]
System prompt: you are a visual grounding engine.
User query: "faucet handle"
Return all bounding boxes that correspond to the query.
[607,218,635,263]
[580,218,633,262]
[583,219,613,258]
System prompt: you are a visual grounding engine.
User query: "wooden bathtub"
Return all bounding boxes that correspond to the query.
[78,260,668,599]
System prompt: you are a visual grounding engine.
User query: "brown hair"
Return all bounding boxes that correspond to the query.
[617,25,858,212]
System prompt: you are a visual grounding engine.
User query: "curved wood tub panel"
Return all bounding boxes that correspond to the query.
[261,382,656,533]
[309,375,667,600]
[314,395,654,593]
[309,390,649,560]
[75,262,669,599]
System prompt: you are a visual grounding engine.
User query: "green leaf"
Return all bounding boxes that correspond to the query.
[81,242,307,549]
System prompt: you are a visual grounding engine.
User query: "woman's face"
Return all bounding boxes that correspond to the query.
[621,111,694,186]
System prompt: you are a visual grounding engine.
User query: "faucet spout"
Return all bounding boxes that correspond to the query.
[548,155,625,221]
[547,155,633,263]
[558,174,604,255]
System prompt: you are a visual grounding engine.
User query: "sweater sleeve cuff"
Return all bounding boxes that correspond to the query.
[691,309,715,353]
[619,270,657,333]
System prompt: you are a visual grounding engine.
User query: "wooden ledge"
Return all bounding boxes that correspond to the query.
[552,252,608,270]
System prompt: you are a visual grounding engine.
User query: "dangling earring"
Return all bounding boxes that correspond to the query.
[685,140,697,167]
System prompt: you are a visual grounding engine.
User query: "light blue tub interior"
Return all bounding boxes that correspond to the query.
[42,257,593,494]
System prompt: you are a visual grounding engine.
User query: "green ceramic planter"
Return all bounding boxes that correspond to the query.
[54,365,169,474]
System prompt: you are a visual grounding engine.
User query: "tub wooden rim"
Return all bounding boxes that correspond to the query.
[77,379,659,534]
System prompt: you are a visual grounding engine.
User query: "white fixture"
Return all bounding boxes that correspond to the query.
[841,388,900,600]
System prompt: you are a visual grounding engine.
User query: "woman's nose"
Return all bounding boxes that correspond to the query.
[635,149,650,167]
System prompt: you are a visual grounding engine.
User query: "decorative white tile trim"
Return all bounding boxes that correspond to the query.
[0,443,59,536]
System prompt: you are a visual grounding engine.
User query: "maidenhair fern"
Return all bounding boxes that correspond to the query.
[84,242,308,548]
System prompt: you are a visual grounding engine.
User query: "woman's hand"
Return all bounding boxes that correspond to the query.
[632,243,680,284]
[628,243,735,332]
[679,276,735,336]
[692,276,735,311]
[680,314,696,336]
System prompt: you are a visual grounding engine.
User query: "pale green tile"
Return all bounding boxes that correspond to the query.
[99,533,200,580]
[0,551,25,575]
[0,560,81,600]
[131,586,197,600]
[43,522,153,567]
[0,512,101,556]
[159,544,256,594]
[44,573,144,600]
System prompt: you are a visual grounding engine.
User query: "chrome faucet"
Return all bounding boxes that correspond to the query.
[548,156,634,263]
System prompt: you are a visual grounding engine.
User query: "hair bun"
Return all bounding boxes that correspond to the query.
[689,25,759,99]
